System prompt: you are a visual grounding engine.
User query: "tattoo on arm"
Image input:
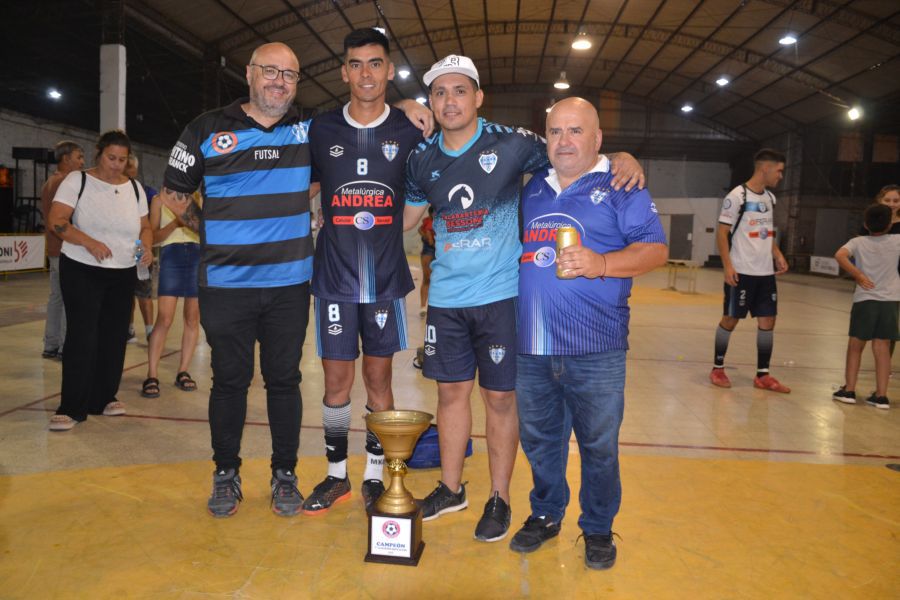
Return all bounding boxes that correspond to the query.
[54,223,68,235]
[182,201,202,233]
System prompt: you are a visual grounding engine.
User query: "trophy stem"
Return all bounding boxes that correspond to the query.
[375,458,417,514]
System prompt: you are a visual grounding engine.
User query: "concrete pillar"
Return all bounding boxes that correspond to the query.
[99,44,127,132]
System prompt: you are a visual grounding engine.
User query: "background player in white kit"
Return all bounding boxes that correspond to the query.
[710,148,791,393]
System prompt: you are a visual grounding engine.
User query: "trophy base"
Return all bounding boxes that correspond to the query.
[365,507,425,566]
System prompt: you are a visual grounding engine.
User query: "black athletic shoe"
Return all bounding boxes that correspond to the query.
[832,387,856,404]
[362,479,385,511]
[301,475,351,515]
[474,492,511,542]
[420,481,467,521]
[865,393,890,410]
[582,533,617,570]
[270,469,304,517]
[509,515,561,553]
[207,469,242,518]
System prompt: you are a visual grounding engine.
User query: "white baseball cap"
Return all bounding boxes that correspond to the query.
[423,55,480,87]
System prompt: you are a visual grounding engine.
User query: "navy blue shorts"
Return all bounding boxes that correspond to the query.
[315,297,408,360]
[158,243,200,298]
[723,274,777,319]
[422,297,517,391]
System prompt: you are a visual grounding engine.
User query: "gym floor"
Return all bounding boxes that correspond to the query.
[0,264,897,599]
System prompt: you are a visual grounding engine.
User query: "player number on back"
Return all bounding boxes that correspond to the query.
[357,158,368,175]
[328,304,341,322]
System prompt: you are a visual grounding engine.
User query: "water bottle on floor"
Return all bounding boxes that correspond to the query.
[134,240,150,281]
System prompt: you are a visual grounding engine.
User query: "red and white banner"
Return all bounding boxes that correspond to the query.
[0,235,45,271]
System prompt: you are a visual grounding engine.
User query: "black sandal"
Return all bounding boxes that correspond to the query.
[175,371,197,392]
[141,377,160,398]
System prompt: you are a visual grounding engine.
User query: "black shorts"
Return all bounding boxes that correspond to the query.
[314,297,408,360]
[723,274,777,319]
[422,298,517,391]
[849,300,899,341]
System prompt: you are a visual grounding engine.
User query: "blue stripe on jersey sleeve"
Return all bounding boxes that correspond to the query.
[205,213,310,246]
[204,167,310,198]
[206,256,313,288]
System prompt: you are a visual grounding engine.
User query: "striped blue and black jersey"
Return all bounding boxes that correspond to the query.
[405,118,548,308]
[163,98,313,289]
[309,105,420,303]
[518,159,667,355]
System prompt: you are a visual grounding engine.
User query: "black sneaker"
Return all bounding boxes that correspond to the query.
[362,479,385,512]
[301,475,351,515]
[509,515,561,552]
[474,492,511,542]
[420,481,467,521]
[832,387,856,404]
[270,469,304,516]
[582,533,617,570]
[207,469,242,518]
[865,393,890,410]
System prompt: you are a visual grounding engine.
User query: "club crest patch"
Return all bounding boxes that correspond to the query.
[382,140,399,162]
[375,309,388,329]
[211,132,238,154]
[479,151,498,174]
[489,345,506,365]
[291,121,308,143]
[590,187,610,205]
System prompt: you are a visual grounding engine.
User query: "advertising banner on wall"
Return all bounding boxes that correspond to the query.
[0,235,45,272]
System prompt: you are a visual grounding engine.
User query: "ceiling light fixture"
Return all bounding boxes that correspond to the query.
[572,32,592,50]
[779,33,797,45]
[847,106,861,121]
[715,76,730,87]
[47,88,62,100]
[681,104,693,113]
[554,71,570,90]
[398,68,410,79]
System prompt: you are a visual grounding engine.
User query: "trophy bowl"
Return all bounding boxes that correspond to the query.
[365,409,433,515]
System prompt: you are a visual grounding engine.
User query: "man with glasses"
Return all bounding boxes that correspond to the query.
[161,42,312,518]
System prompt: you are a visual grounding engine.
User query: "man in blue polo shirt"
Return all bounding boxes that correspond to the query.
[511,97,667,569]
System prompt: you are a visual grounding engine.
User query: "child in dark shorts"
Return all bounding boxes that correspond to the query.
[833,204,900,409]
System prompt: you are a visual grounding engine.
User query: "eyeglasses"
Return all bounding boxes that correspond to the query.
[249,63,301,85]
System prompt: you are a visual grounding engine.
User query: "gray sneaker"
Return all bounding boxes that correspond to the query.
[207,469,242,518]
[420,481,467,521]
[271,469,304,516]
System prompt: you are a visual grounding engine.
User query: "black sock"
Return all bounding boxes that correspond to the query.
[714,325,733,368]
[756,328,774,377]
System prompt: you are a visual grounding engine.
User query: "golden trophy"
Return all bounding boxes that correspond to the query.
[364,409,433,566]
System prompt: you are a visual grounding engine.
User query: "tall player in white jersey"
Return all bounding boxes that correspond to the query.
[710,148,791,393]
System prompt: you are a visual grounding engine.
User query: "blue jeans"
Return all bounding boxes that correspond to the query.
[516,351,626,535]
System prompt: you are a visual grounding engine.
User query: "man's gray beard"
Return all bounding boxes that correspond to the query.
[250,86,293,118]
